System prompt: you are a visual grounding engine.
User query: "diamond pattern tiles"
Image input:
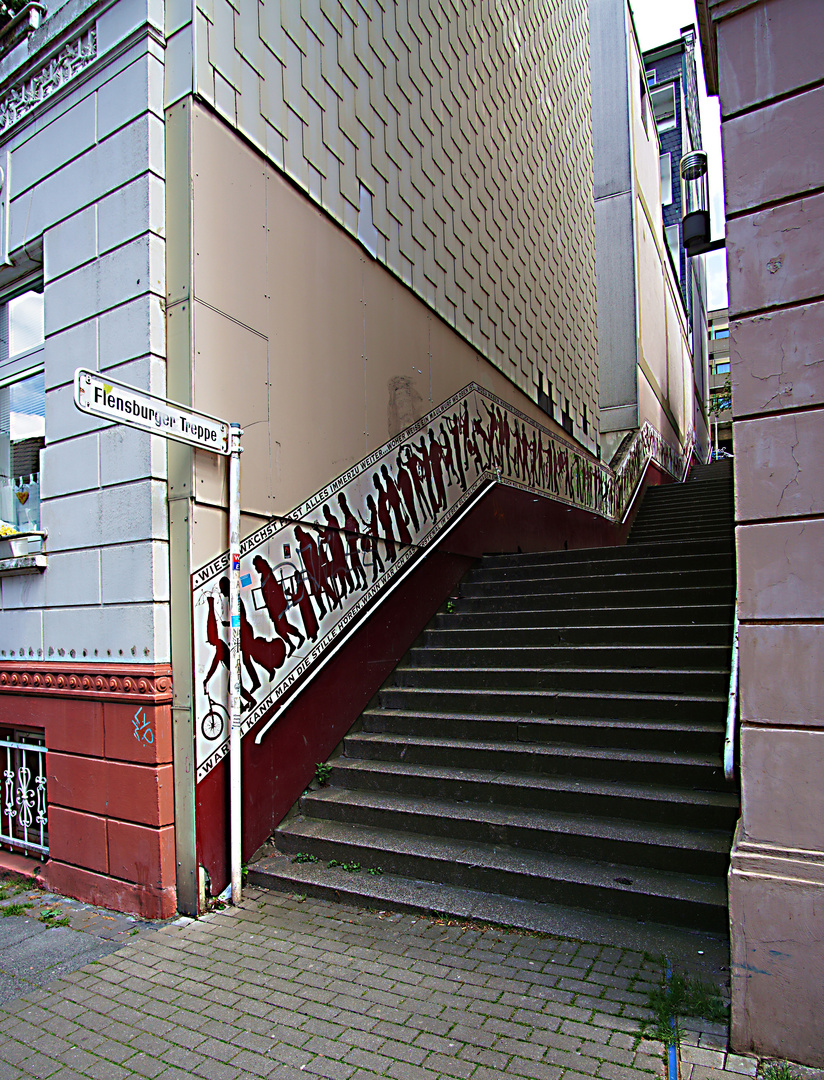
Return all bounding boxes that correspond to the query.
[196,0,599,438]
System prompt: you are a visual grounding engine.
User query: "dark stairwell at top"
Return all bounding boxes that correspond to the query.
[250,460,738,939]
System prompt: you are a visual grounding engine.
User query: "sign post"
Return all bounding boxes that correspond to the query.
[227,423,243,905]
[73,368,245,907]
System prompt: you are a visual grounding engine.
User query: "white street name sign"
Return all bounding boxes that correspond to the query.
[74,368,230,455]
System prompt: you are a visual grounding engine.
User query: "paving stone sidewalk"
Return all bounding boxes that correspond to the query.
[0,886,794,1080]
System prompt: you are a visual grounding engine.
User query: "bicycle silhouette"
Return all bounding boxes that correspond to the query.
[201,691,228,741]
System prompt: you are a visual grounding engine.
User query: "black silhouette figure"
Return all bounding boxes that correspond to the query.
[338,492,368,590]
[322,503,354,600]
[359,494,386,582]
[403,444,433,524]
[394,452,420,532]
[252,555,305,656]
[380,464,412,547]
[219,576,285,703]
[372,473,397,562]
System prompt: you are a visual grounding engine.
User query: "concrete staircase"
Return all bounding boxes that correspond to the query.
[250,461,738,936]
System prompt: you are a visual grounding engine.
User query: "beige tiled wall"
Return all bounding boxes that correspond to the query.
[180,0,599,442]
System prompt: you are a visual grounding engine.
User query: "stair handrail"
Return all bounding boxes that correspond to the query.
[724,592,740,781]
[612,422,695,523]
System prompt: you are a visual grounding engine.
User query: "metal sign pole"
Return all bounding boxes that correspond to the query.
[228,422,243,905]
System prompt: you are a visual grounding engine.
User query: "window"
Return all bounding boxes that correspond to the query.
[1,287,45,536]
[660,153,673,206]
[712,327,730,340]
[640,73,649,138]
[651,84,677,133]
[646,69,657,86]
[665,224,680,276]
[715,361,731,374]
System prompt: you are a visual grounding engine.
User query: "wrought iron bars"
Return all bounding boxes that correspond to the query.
[1,735,48,856]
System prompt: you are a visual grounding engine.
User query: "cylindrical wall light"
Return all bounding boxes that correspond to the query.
[680,150,711,255]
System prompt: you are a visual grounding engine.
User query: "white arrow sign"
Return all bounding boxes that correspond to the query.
[74,368,231,455]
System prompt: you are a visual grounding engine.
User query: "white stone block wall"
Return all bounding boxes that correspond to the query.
[165,0,600,444]
[0,0,169,665]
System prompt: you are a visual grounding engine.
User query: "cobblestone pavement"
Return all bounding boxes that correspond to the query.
[0,887,809,1080]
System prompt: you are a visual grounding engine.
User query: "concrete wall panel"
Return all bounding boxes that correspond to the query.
[727,191,824,318]
[735,408,824,521]
[732,301,824,418]
[741,726,824,853]
[729,865,824,1067]
[717,0,824,117]
[737,519,824,621]
[740,623,824,727]
[724,85,824,216]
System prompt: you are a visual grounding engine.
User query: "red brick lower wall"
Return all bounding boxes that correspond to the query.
[0,664,176,919]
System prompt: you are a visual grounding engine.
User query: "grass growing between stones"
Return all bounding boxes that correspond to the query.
[0,901,33,917]
[760,1063,802,1080]
[637,967,729,1056]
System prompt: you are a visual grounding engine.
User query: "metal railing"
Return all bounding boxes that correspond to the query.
[1,735,48,856]
[724,596,740,781]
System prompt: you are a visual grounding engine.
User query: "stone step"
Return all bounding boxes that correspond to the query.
[358,708,725,752]
[410,643,732,671]
[327,757,740,829]
[391,665,730,696]
[423,622,734,648]
[454,584,735,612]
[268,819,729,931]
[461,566,734,594]
[297,788,733,876]
[479,537,733,569]
[346,730,731,790]
[436,603,734,629]
[377,685,727,722]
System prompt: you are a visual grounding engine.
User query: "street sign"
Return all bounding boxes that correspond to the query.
[74,368,231,455]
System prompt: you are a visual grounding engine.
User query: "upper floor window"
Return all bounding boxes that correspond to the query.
[640,73,649,138]
[1,286,45,536]
[712,327,730,340]
[660,153,673,206]
[651,84,677,133]
[664,224,680,278]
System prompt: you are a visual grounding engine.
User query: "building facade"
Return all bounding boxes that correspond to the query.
[1,0,700,920]
[643,25,710,427]
[588,0,710,466]
[708,306,731,453]
[697,0,824,1066]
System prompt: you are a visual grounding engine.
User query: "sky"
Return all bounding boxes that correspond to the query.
[629,0,728,311]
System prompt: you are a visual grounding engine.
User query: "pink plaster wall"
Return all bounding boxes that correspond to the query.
[740,727,824,852]
[731,302,824,418]
[717,0,824,116]
[711,0,824,1064]
[727,192,824,317]
[734,409,824,520]
[723,85,824,215]
[740,623,824,727]
[737,519,824,620]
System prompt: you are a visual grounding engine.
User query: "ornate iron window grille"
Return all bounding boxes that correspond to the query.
[1,732,47,856]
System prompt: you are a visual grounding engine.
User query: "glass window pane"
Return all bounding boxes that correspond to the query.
[2,290,44,361]
[651,85,676,132]
[1,370,44,533]
[660,154,672,205]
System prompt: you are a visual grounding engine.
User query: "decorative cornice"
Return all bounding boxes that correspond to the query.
[0,23,96,131]
[0,661,172,702]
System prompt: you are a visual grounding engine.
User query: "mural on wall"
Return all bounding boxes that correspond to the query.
[191,384,690,782]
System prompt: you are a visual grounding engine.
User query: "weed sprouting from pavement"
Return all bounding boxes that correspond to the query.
[637,967,729,1056]
[1,902,33,917]
[760,1063,801,1080]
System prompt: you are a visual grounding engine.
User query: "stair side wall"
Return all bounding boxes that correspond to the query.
[703,0,824,1066]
